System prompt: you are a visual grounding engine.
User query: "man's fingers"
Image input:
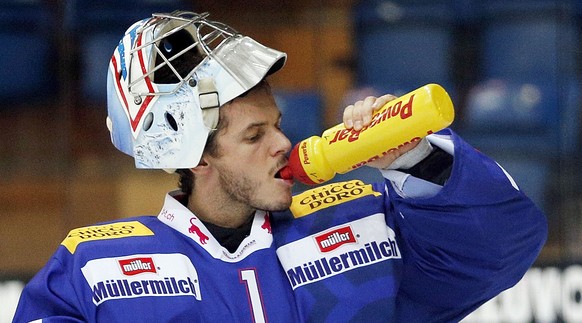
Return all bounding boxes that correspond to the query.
[343,94,398,131]
[372,94,398,112]
[343,104,354,129]
[360,96,377,127]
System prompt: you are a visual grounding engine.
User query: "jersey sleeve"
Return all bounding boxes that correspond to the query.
[13,251,85,323]
[385,129,548,322]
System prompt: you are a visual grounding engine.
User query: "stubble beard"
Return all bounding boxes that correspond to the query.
[217,165,291,212]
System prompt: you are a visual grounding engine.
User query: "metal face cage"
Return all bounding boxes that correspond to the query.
[127,11,239,98]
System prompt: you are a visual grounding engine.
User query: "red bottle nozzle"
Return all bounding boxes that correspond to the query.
[283,142,320,185]
[280,143,317,184]
[279,165,293,180]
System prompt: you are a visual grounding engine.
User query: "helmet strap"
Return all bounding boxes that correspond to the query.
[198,77,220,130]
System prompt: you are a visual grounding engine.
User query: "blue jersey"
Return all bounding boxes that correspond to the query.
[14,205,299,322]
[13,129,547,322]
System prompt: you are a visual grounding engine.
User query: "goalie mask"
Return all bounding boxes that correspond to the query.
[106,11,287,170]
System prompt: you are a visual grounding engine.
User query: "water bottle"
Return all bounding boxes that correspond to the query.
[280,83,455,185]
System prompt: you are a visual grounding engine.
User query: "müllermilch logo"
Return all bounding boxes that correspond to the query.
[287,233,400,289]
[315,226,356,252]
[118,257,157,276]
[91,276,199,305]
[89,256,200,305]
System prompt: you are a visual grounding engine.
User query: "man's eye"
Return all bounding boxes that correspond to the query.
[247,132,262,142]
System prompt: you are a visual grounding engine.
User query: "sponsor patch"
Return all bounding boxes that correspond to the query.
[314,226,357,253]
[82,253,201,305]
[276,214,400,289]
[290,180,381,218]
[119,257,157,276]
[61,221,154,254]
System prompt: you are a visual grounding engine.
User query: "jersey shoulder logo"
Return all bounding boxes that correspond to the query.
[61,220,155,254]
[290,180,382,218]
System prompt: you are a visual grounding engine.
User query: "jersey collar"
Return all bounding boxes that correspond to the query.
[158,191,274,262]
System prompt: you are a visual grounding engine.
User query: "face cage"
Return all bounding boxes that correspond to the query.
[127,11,238,98]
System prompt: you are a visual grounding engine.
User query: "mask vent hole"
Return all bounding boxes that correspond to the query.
[165,112,179,131]
[143,112,154,131]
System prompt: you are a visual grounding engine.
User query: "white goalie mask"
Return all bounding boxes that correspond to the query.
[106,11,287,170]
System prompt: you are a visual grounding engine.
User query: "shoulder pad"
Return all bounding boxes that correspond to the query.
[290,180,382,218]
[61,220,154,254]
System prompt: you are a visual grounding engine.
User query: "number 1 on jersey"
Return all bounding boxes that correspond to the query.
[240,269,267,323]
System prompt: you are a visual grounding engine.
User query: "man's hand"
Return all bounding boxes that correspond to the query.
[342,94,421,169]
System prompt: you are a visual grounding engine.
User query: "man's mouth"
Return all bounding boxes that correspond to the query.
[274,164,293,183]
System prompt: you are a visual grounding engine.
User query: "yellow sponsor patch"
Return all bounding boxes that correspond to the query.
[290,180,381,218]
[61,221,154,254]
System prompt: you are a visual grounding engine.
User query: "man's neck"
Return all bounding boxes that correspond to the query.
[187,188,256,229]
[202,215,255,253]
[179,189,256,253]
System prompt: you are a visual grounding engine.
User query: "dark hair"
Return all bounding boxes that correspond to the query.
[175,168,194,197]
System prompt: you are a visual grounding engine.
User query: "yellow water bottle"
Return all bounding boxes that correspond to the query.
[280,84,455,185]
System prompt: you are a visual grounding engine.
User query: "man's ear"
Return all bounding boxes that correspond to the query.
[191,156,210,174]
